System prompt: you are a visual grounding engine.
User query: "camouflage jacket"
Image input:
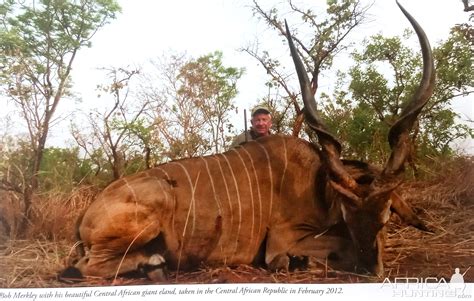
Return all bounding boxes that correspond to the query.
[230,128,270,148]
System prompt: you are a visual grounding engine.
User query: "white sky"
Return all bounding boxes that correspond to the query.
[3,0,474,152]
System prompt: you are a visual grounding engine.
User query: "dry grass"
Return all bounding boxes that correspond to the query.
[0,186,98,287]
[0,240,70,287]
[25,185,98,241]
[383,156,474,282]
[0,157,472,287]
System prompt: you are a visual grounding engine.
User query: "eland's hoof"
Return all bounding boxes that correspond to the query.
[140,254,168,281]
[268,254,290,272]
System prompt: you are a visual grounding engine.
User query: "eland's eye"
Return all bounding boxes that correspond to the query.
[356,174,374,185]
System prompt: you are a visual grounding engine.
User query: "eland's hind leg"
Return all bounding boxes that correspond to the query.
[69,220,170,281]
[60,231,169,282]
[67,176,176,281]
[75,245,168,281]
[75,207,172,280]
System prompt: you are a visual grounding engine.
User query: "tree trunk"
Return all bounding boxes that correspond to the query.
[292,112,305,137]
[19,118,49,234]
[144,146,151,169]
[111,147,123,180]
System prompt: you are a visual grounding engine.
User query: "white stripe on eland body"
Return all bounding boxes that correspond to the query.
[256,142,274,221]
[114,220,157,282]
[201,157,223,216]
[122,177,140,227]
[155,179,170,210]
[201,156,226,257]
[221,154,242,260]
[155,167,177,237]
[99,178,136,237]
[279,136,289,198]
[172,162,200,238]
[240,147,264,255]
[212,156,234,259]
[144,170,172,210]
[102,181,120,235]
[230,148,256,260]
[169,162,200,274]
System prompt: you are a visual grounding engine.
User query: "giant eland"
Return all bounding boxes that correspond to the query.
[60,0,434,281]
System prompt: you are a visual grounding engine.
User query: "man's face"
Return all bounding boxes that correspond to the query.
[251,113,272,137]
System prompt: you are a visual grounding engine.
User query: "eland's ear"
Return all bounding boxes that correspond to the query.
[329,180,361,208]
[390,191,433,233]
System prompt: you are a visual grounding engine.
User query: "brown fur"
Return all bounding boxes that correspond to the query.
[60,135,427,281]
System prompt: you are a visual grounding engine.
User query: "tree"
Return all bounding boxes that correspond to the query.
[141,53,208,160]
[323,26,473,166]
[0,0,120,225]
[140,52,243,160]
[71,67,151,182]
[38,147,86,193]
[244,0,369,137]
[177,51,243,153]
[0,136,33,195]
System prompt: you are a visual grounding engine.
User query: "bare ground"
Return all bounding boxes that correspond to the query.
[0,158,472,287]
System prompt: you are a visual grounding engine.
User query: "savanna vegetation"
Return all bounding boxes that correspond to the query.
[0,0,472,287]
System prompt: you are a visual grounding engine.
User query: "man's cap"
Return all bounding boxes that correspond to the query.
[251,106,271,116]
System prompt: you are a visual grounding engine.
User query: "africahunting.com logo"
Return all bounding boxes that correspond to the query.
[380,267,472,298]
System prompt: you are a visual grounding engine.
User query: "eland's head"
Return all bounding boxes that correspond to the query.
[285,0,435,276]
